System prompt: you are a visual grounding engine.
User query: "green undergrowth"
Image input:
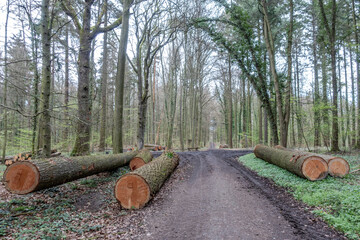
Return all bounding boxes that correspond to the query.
[0,166,130,239]
[0,164,5,178]
[239,153,360,239]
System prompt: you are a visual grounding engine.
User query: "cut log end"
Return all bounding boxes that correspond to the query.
[302,157,328,181]
[129,158,146,171]
[328,158,350,177]
[114,174,150,209]
[4,162,39,194]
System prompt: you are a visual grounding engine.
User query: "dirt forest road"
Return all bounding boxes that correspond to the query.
[137,150,345,240]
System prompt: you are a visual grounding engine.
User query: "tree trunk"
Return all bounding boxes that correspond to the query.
[61,0,123,155]
[318,0,339,151]
[129,149,153,171]
[227,55,233,148]
[4,151,139,194]
[71,3,92,156]
[262,0,288,147]
[343,46,350,148]
[115,150,179,209]
[99,2,108,152]
[352,0,360,148]
[39,0,52,158]
[254,144,328,181]
[284,0,293,147]
[114,0,132,153]
[63,21,70,146]
[320,42,330,148]
[1,0,10,163]
[349,45,356,147]
[258,100,263,144]
[312,0,321,147]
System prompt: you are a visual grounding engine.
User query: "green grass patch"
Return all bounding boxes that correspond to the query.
[239,153,360,239]
[0,164,6,178]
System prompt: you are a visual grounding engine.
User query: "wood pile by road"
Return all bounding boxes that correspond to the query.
[254,144,349,181]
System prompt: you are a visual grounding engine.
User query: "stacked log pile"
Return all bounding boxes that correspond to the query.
[129,149,153,171]
[219,144,229,149]
[254,144,328,181]
[144,144,165,151]
[3,150,139,194]
[114,150,179,209]
[274,145,349,177]
[4,149,60,166]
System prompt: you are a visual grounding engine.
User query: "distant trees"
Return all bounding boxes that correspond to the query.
[1,0,360,157]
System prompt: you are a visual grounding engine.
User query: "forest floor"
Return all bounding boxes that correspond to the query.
[0,150,346,239]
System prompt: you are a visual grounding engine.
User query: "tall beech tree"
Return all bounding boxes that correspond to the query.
[318,0,339,152]
[99,1,109,152]
[37,0,52,157]
[352,0,360,148]
[60,0,123,155]
[113,0,134,154]
[1,0,11,162]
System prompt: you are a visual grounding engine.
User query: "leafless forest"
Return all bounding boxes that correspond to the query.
[0,0,359,158]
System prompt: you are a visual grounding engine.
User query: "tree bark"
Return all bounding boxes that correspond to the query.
[1,0,10,163]
[254,144,328,181]
[71,2,92,156]
[115,150,179,209]
[349,45,356,147]
[39,0,52,158]
[352,0,360,148]
[4,151,139,194]
[312,0,321,147]
[63,20,70,146]
[318,0,339,151]
[61,0,123,156]
[262,0,289,147]
[99,1,108,152]
[227,55,233,148]
[275,145,349,177]
[129,149,153,171]
[320,41,330,148]
[114,0,133,154]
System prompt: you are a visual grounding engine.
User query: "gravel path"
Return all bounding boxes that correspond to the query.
[139,150,345,240]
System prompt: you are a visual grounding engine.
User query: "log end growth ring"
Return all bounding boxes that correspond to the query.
[302,157,328,181]
[4,162,39,194]
[115,174,150,209]
[328,158,350,177]
[129,158,146,171]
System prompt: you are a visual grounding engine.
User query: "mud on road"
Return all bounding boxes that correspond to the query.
[129,150,345,240]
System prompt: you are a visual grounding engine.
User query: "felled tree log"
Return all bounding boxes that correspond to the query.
[274,145,349,177]
[3,151,139,194]
[129,149,153,171]
[254,144,328,181]
[115,150,179,209]
[144,144,164,151]
[219,144,229,149]
[5,151,62,166]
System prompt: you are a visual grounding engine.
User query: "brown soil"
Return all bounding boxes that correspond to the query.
[138,150,345,239]
[0,150,346,239]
